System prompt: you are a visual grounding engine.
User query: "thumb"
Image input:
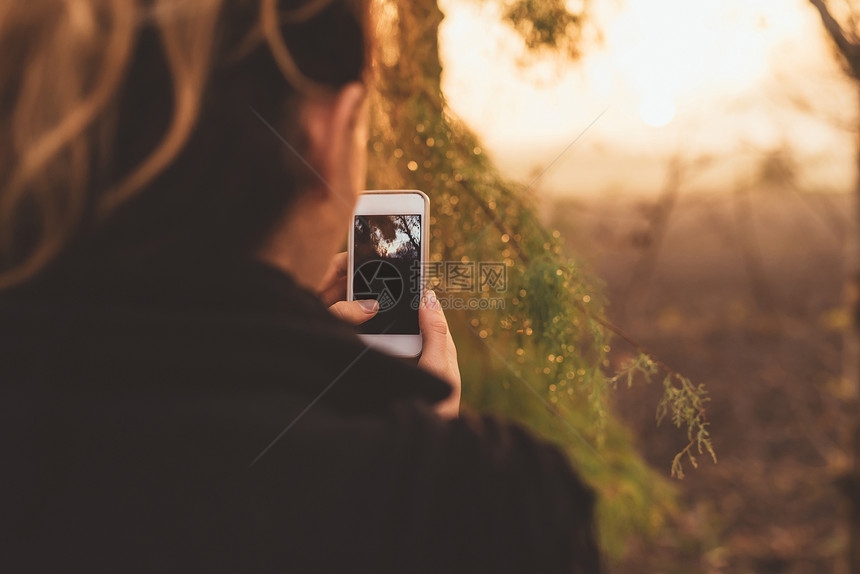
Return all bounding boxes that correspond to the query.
[329,299,379,325]
[418,291,461,417]
[418,291,451,367]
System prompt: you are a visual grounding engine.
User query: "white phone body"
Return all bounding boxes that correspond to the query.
[348,190,429,358]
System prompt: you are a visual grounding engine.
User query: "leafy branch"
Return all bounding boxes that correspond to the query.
[607,346,716,479]
[462,167,717,478]
[658,372,715,479]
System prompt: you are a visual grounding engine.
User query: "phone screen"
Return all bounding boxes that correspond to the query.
[353,214,421,335]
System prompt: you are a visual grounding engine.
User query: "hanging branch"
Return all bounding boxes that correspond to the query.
[457,172,714,478]
[809,0,860,77]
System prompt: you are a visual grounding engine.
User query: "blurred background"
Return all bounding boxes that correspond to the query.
[368,0,860,572]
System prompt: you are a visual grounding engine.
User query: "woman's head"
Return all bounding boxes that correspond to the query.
[0,0,373,290]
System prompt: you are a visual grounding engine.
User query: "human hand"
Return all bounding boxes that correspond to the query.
[320,256,460,416]
[418,291,461,418]
[318,251,379,325]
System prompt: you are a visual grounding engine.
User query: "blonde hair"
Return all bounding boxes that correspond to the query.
[0,0,365,290]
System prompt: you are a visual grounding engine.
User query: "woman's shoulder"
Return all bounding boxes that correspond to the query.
[337,401,599,572]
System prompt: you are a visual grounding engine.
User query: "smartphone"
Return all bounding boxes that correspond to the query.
[347,190,429,357]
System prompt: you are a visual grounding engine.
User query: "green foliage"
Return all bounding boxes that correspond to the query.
[368,0,715,558]
[502,0,586,57]
[609,353,658,390]
[612,355,717,479]
[658,373,716,479]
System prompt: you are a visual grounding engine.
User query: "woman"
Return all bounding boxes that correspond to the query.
[0,1,602,572]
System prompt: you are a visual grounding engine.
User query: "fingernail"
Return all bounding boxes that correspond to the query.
[426,290,440,311]
[358,299,379,313]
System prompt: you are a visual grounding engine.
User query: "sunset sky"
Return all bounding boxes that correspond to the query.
[438,0,858,197]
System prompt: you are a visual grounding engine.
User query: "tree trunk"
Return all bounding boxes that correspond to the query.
[846,85,860,574]
[802,4,860,570]
[385,0,444,104]
[835,84,860,574]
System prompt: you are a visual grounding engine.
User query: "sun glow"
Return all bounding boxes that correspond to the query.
[639,95,676,127]
[439,0,854,194]
[609,0,771,127]
[440,0,799,144]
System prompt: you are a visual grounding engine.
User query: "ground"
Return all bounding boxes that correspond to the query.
[546,189,855,574]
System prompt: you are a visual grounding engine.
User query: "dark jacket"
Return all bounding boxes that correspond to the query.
[0,256,600,573]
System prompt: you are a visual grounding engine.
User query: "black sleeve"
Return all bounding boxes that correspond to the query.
[388,404,603,574]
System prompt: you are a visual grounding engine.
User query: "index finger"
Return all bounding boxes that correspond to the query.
[319,252,349,293]
[328,251,348,278]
